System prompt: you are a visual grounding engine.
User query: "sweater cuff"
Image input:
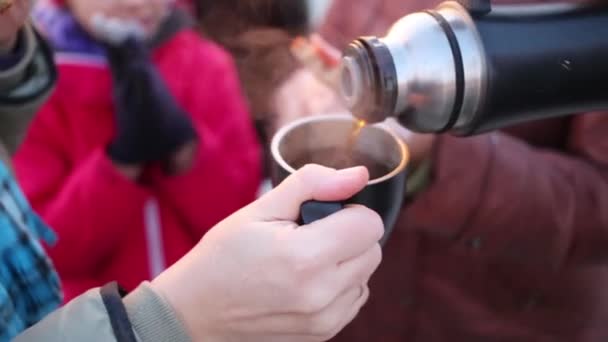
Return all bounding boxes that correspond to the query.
[124,282,191,342]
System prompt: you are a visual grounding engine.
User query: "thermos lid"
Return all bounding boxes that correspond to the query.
[340,37,398,124]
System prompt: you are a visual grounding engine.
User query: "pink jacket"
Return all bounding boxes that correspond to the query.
[15,6,261,302]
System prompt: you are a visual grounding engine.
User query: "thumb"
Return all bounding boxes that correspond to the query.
[252,164,369,221]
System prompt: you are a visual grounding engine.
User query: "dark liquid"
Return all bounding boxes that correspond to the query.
[290,147,394,180]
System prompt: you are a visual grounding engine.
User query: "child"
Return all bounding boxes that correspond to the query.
[15,0,261,302]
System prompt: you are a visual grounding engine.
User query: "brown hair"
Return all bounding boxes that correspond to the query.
[195,0,304,124]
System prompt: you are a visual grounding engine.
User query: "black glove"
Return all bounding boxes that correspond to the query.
[105,38,197,165]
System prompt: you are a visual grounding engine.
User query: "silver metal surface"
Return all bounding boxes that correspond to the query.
[339,1,488,132]
[271,114,409,185]
[437,1,487,130]
[381,11,458,132]
[340,56,364,111]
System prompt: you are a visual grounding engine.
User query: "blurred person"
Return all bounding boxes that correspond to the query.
[271,0,435,131]
[18,164,384,342]
[2,4,383,341]
[273,0,608,341]
[0,0,61,339]
[14,0,262,303]
[195,0,336,176]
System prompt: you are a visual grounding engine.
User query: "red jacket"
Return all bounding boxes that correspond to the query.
[321,1,608,341]
[15,7,261,302]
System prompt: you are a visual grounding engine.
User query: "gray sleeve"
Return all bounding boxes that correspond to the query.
[0,24,56,156]
[124,282,192,342]
[14,288,117,342]
[14,283,191,342]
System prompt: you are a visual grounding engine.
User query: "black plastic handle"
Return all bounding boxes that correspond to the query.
[299,200,391,247]
[298,200,345,225]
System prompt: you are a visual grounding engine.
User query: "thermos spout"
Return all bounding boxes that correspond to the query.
[340,1,608,135]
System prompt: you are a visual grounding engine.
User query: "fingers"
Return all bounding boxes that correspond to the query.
[294,204,383,262]
[333,243,382,290]
[288,242,379,320]
[276,222,380,319]
[252,164,369,222]
[323,285,370,340]
[301,284,369,340]
[241,284,369,341]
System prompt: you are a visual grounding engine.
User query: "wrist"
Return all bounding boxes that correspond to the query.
[151,272,220,342]
[125,282,192,342]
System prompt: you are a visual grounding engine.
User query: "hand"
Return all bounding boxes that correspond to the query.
[152,165,383,342]
[272,34,345,132]
[273,68,346,131]
[0,0,33,53]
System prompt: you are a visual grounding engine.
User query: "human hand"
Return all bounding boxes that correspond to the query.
[152,164,383,342]
[273,68,346,131]
[0,0,33,53]
[272,34,346,132]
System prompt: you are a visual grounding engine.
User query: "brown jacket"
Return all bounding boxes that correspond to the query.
[320,1,608,341]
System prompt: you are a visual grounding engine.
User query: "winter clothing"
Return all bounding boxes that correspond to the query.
[318,1,608,341]
[0,24,56,163]
[105,38,197,164]
[15,3,261,302]
[0,160,62,341]
[0,30,26,70]
[1,22,193,342]
[16,282,191,342]
[0,25,62,341]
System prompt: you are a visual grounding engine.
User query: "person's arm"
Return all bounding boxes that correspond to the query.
[13,97,152,275]
[404,112,608,269]
[16,165,383,342]
[151,43,262,238]
[14,283,191,342]
[0,24,56,156]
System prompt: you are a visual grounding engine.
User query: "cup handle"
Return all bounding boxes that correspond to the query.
[299,200,345,225]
